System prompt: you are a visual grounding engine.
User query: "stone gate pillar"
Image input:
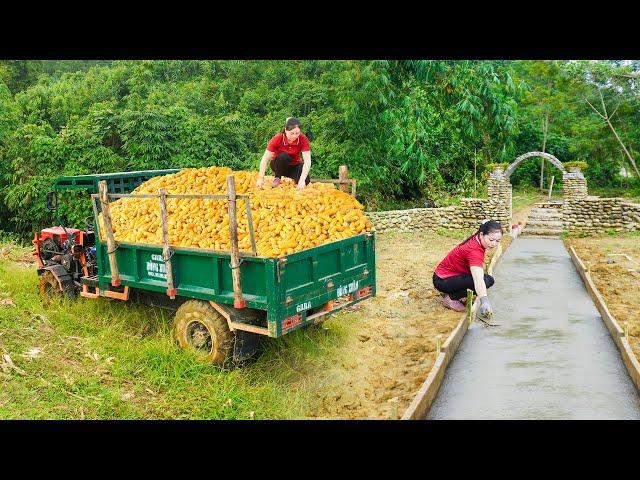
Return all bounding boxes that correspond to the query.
[563,166,588,201]
[487,166,511,230]
[562,165,589,233]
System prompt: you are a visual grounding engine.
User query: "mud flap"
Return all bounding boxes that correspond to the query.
[232,330,259,364]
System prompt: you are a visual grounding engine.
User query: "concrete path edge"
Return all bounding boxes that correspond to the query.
[401,241,507,420]
[568,245,640,392]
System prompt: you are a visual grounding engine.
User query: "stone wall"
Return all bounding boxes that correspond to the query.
[367,197,640,235]
[366,207,456,233]
[563,197,640,234]
[622,202,640,229]
[366,198,510,234]
[365,163,640,235]
[366,196,640,235]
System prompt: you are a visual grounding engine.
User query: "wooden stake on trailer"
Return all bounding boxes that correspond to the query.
[339,165,349,193]
[227,175,246,309]
[244,197,257,256]
[309,164,357,197]
[158,188,176,299]
[98,180,121,287]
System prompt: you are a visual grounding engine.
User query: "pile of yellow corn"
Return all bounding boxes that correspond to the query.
[99,166,373,257]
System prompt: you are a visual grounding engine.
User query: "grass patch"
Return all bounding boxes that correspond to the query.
[589,185,640,203]
[563,229,640,240]
[0,245,354,419]
[512,185,563,210]
[434,227,472,240]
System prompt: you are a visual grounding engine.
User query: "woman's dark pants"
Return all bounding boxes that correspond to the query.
[270,152,310,184]
[432,273,494,300]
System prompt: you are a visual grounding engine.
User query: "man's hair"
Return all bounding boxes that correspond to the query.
[284,117,302,131]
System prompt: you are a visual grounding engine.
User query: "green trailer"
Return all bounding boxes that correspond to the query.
[36,168,376,365]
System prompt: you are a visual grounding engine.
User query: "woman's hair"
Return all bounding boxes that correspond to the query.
[458,219,502,246]
[283,116,301,132]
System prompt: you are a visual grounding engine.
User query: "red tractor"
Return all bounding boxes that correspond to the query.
[33,205,97,303]
[33,170,179,303]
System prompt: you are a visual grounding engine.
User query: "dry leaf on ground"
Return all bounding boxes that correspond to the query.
[121,391,135,401]
[22,347,42,361]
[1,353,26,375]
[85,351,100,361]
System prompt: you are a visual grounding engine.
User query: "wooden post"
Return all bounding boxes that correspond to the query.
[158,189,176,299]
[227,175,245,309]
[98,180,121,287]
[624,323,629,342]
[389,398,399,420]
[548,175,555,200]
[244,196,257,256]
[339,165,349,193]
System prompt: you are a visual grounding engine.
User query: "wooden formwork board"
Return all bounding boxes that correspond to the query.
[402,239,506,420]
[568,245,640,392]
[400,351,449,420]
[620,338,640,392]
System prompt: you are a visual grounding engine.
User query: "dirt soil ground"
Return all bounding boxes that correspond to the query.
[564,236,640,362]
[307,230,512,419]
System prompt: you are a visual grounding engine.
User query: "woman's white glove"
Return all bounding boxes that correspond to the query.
[479,296,493,318]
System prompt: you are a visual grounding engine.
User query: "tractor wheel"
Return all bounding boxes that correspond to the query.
[38,271,75,304]
[174,300,234,366]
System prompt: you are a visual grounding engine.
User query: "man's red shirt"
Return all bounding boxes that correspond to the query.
[266,132,310,165]
[434,234,486,278]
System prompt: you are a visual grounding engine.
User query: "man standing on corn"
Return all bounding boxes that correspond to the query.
[256,117,311,190]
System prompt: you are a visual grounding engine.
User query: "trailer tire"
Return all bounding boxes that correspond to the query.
[174,300,234,366]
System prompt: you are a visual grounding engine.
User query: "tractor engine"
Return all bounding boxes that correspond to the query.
[34,225,97,297]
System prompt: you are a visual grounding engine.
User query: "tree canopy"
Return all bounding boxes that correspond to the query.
[1,59,638,237]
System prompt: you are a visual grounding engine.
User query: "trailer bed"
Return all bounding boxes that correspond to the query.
[94,231,376,337]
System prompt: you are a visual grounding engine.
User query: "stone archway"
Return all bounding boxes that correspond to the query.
[504,151,566,178]
[487,151,589,230]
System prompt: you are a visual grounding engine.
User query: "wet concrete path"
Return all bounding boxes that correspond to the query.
[427,237,640,419]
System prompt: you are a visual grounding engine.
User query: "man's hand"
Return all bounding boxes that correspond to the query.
[479,296,493,318]
[256,176,264,189]
[297,181,305,191]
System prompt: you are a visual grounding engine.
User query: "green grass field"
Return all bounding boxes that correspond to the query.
[0,241,358,419]
[589,185,640,203]
[511,185,563,210]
